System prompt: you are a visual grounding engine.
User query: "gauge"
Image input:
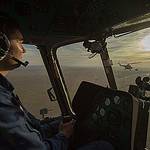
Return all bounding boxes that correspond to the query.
[92,113,98,121]
[114,96,120,104]
[100,108,105,116]
[96,105,100,112]
[105,98,111,106]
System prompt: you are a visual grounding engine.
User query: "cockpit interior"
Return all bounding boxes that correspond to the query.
[0,0,150,150]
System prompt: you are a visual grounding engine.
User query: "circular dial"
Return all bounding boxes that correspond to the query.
[114,96,120,104]
[105,98,111,106]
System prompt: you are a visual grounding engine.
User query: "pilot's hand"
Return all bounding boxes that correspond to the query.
[59,119,75,138]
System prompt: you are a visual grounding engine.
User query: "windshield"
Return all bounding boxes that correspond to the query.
[57,43,108,99]
[108,28,150,92]
[57,28,150,98]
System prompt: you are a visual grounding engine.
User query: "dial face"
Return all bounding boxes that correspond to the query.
[114,96,120,104]
[105,98,111,106]
[100,108,105,116]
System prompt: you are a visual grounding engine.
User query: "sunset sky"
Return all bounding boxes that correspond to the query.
[23,27,150,68]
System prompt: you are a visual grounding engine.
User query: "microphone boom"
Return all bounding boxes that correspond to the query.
[12,57,29,67]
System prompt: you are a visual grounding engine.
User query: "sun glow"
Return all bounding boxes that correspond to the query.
[142,35,150,51]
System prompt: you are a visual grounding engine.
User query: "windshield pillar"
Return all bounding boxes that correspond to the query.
[100,43,117,89]
[38,45,74,116]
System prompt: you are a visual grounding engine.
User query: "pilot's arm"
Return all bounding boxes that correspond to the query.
[0,89,71,150]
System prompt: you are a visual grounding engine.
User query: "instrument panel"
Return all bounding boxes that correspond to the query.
[71,81,133,150]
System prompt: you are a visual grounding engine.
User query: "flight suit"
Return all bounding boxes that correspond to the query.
[0,74,68,150]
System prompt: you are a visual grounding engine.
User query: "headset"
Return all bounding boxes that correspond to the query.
[0,32,10,60]
[0,32,29,67]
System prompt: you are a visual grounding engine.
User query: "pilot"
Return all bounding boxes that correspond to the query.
[0,15,74,150]
[0,15,114,150]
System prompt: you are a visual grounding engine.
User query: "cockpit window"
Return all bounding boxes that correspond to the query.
[7,44,61,119]
[57,42,108,100]
[57,27,150,101]
[108,27,150,93]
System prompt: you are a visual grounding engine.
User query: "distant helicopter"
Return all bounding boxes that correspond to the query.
[118,62,141,71]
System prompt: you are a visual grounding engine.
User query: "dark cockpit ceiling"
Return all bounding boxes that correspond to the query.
[0,0,150,46]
